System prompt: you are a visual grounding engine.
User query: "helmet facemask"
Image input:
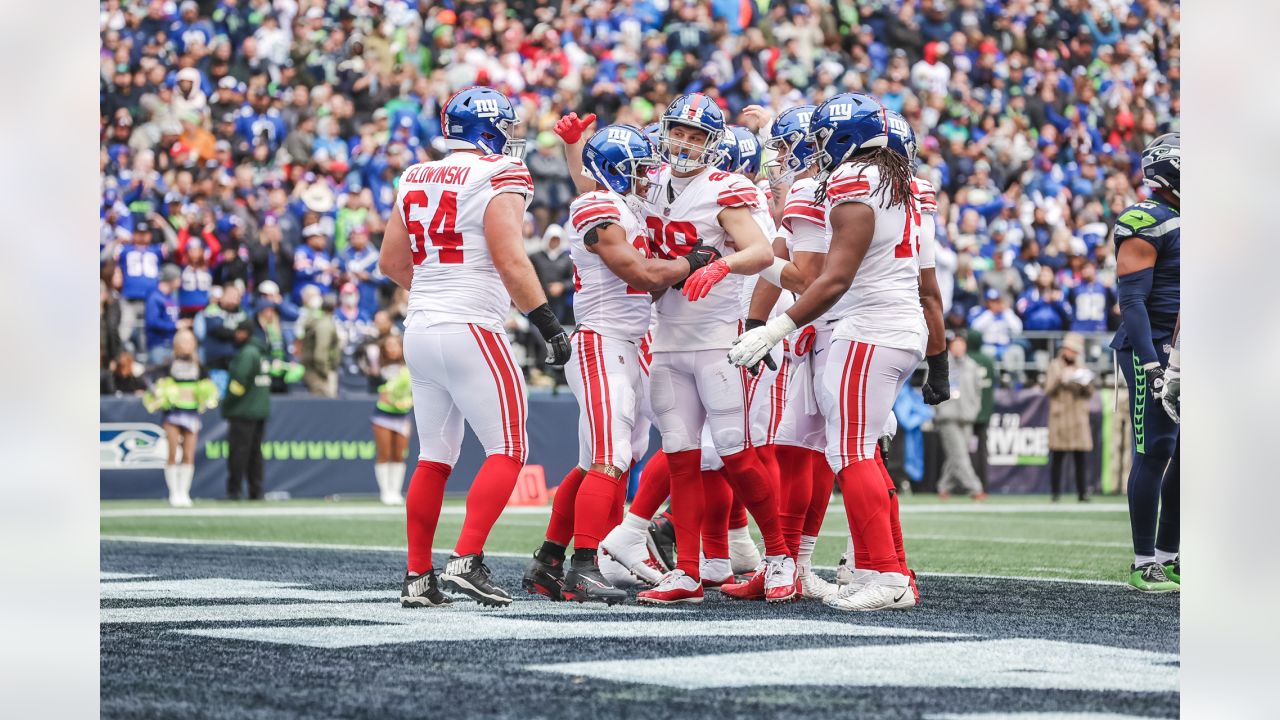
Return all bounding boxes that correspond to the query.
[764,134,809,187]
[661,118,721,173]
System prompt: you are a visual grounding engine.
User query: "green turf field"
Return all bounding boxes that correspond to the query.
[101,494,1132,582]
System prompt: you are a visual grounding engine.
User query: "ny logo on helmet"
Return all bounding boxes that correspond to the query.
[828,103,854,122]
[473,99,502,119]
[887,114,911,138]
[606,127,633,145]
[739,136,757,156]
[795,111,813,126]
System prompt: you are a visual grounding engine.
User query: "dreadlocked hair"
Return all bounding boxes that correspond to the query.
[854,147,914,208]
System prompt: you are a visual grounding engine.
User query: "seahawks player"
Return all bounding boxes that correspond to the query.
[1111,133,1180,592]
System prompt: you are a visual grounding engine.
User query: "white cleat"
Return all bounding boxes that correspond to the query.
[825,571,916,612]
[835,553,856,586]
[601,523,664,585]
[763,555,799,603]
[728,526,762,575]
[380,493,404,506]
[599,551,641,588]
[700,557,734,588]
[798,566,838,601]
[828,568,876,605]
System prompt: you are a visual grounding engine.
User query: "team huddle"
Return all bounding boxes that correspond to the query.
[382,85,1014,611]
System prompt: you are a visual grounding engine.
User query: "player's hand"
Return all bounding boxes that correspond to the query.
[681,258,730,301]
[1142,362,1166,402]
[878,434,893,457]
[1155,351,1180,423]
[742,319,778,375]
[544,331,572,368]
[554,112,598,145]
[729,314,796,370]
[921,351,950,405]
[740,104,773,128]
[683,243,722,276]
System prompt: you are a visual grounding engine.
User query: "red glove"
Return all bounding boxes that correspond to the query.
[553,112,598,144]
[681,259,731,301]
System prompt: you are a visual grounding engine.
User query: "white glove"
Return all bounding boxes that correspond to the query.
[729,314,797,370]
[1159,348,1180,423]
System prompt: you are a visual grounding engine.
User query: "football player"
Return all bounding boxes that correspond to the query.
[605,94,793,605]
[380,87,571,608]
[731,93,929,612]
[1112,133,1180,592]
[521,125,722,604]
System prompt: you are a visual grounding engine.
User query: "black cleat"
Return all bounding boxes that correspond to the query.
[522,554,566,601]
[440,553,513,607]
[400,571,454,608]
[647,514,676,572]
[563,557,628,605]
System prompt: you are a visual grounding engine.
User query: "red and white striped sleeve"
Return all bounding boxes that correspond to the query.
[715,174,761,210]
[824,164,874,207]
[781,181,826,233]
[569,191,623,237]
[913,177,938,215]
[488,159,535,199]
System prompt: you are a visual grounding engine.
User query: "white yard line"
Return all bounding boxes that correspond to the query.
[100,535,1126,586]
[815,532,1130,549]
[101,501,1127,520]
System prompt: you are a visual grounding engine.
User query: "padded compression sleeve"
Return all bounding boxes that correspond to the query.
[1117,267,1159,366]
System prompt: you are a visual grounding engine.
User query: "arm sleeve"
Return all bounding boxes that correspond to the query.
[1117,267,1159,365]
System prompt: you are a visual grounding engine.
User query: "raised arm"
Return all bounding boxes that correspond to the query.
[555,112,598,196]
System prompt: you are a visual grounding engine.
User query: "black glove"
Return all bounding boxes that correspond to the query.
[921,351,950,405]
[674,243,723,290]
[877,434,892,457]
[1143,363,1166,398]
[742,318,778,375]
[528,303,571,367]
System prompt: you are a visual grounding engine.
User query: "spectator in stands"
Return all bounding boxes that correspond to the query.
[177,238,214,317]
[293,223,336,303]
[115,224,166,352]
[144,264,185,366]
[1016,267,1074,332]
[1068,260,1115,333]
[253,295,296,394]
[971,289,1027,384]
[101,280,123,375]
[529,224,575,324]
[337,225,383,319]
[526,132,575,231]
[297,286,339,398]
[979,247,1024,307]
[934,333,987,502]
[197,283,247,394]
[222,322,271,501]
[967,328,999,487]
[335,282,374,381]
[103,349,148,396]
[1045,333,1095,502]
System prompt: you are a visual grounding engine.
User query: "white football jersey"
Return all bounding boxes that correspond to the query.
[396,152,534,332]
[567,190,653,342]
[823,163,927,354]
[646,168,762,352]
[781,177,843,327]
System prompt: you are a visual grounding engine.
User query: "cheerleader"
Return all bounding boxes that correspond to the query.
[144,329,218,507]
[371,335,412,505]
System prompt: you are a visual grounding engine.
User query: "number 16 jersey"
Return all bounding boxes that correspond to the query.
[395,152,534,332]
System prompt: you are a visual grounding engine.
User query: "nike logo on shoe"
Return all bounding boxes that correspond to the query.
[892,589,908,603]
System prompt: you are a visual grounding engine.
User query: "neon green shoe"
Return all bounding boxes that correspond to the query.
[1162,556,1180,584]
[1128,562,1179,593]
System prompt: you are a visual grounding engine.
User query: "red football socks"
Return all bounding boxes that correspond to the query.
[875,448,908,574]
[728,496,748,530]
[720,449,788,557]
[803,450,835,538]
[837,458,899,573]
[665,449,704,579]
[454,454,522,557]
[755,442,782,501]
[406,460,451,574]
[545,466,585,546]
[628,449,670,521]
[573,469,620,550]
[776,444,814,555]
[701,469,732,559]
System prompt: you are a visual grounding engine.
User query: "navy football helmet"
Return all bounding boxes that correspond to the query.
[808,93,888,183]
[1141,132,1179,199]
[583,125,660,197]
[884,109,918,165]
[659,93,726,172]
[763,104,817,186]
[440,87,525,159]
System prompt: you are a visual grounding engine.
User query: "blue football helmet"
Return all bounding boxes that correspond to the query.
[440,87,525,159]
[1141,132,1179,199]
[763,104,817,186]
[808,93,888,183]
[715,126,740,173]
[884,109,918,165]
[731,126,763,177]
[643,122,661,148]
[659,93,725,172]
[583,124,661,197]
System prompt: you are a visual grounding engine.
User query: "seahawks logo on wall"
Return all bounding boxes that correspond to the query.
[101,423,170,469]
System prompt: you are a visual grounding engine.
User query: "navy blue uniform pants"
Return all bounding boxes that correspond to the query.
[1118,346,1180,558]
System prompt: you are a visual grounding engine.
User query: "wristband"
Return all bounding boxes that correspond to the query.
[527,303,564,342]
[744,318,766,332]
[758,257,788,289]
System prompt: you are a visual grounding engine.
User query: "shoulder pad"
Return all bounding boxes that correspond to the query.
[570,192,623,236]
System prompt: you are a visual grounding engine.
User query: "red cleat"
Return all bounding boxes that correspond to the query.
[721,567,766,600]
[763,556,798,603]
[636,570,704,605]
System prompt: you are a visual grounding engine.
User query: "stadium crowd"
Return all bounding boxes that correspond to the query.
[99,0,1180,396]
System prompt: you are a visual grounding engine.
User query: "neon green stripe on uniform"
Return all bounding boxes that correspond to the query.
[1132,353,1146,455]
